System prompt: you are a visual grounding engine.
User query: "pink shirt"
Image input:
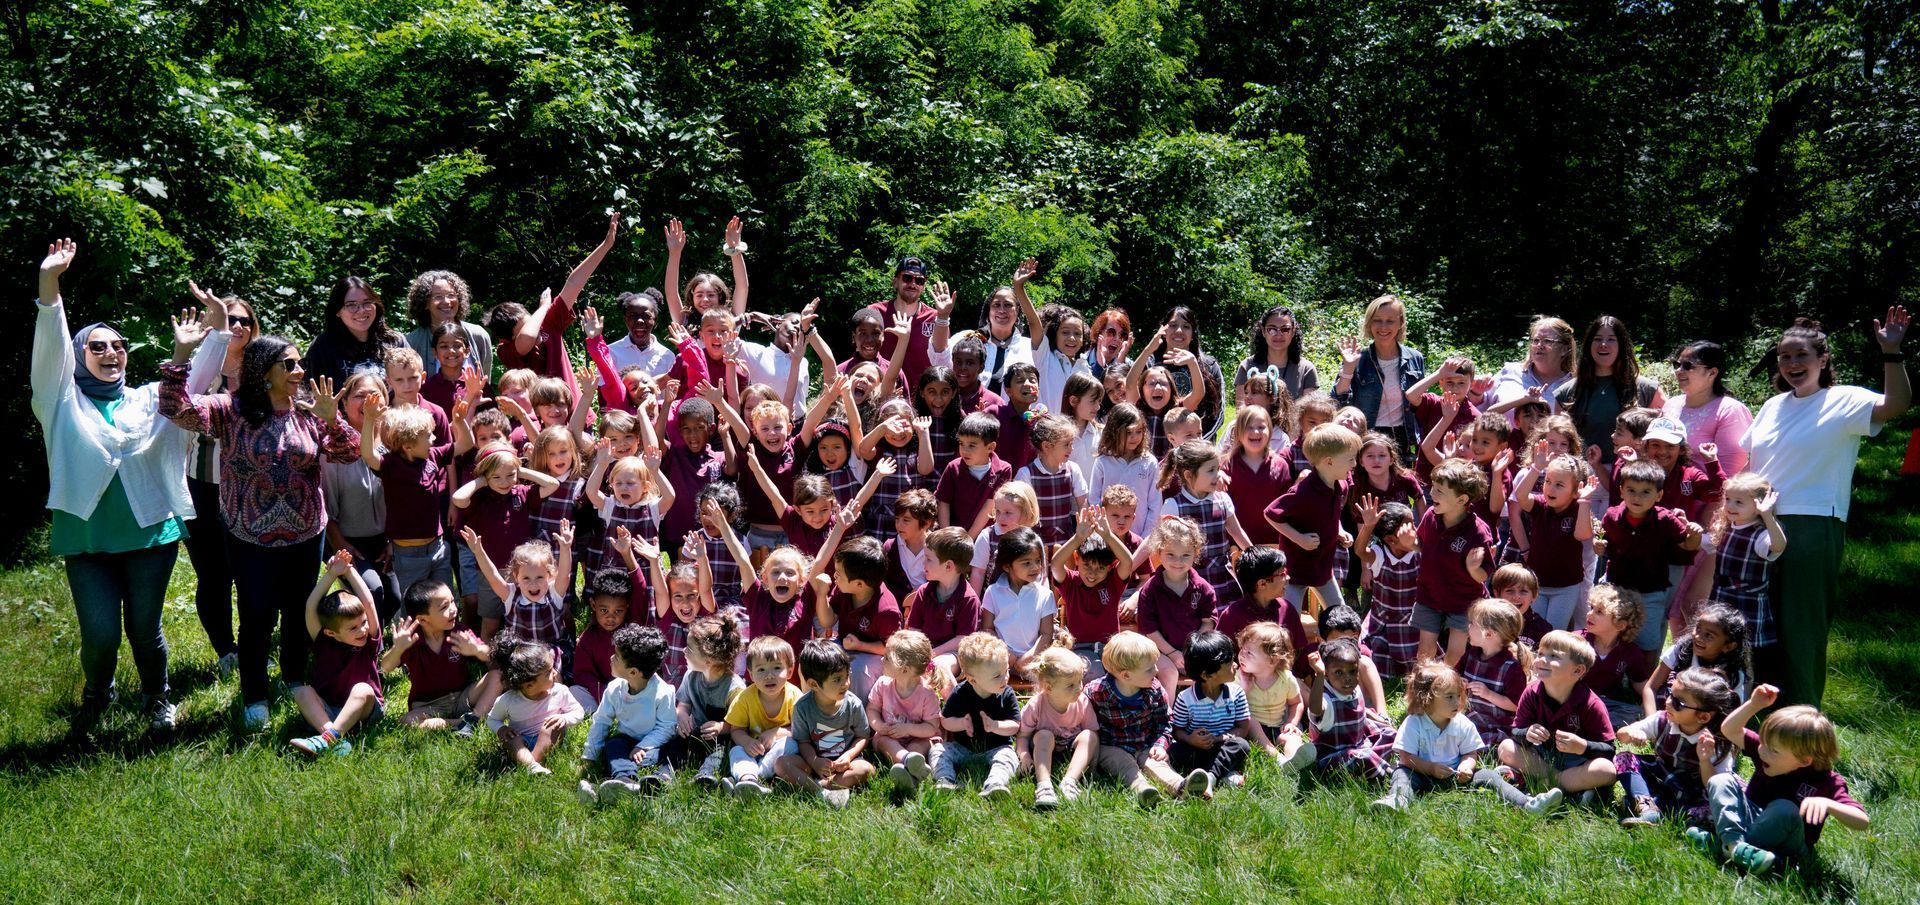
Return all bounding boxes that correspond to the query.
[866,674,941,731]
[1020,693,1098,739]
[1663,394,1753,476]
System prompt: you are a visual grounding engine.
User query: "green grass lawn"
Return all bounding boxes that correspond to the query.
[3,426,1917,904]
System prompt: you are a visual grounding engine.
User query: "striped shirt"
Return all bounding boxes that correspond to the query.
[1171,682,1251,737]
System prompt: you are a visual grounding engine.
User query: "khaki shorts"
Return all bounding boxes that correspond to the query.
[407,687,474,720]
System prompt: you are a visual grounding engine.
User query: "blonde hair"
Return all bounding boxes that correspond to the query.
[529,426,580,478]
[1468,598,1535,674]
[750,399,791,430]
[508,539,557,578]
[745,634,795,670]
[1536,629,1596,671]
[1360,294,1407,346]
[383,345,425,373]
[1150,515,1203,553]
[608,455,660,501]
[1716,472,1774,543]
[1031,646,1088,688]
[383,405,434,449]
[1235,622,1294,674]
[1100,631,1159,675]
[1304,423,1362,463]
[1541,452,1590,488]
[1761,706,1840,771]
[497,368,538,394]
[890,629,951,695]
[1527,415,1583,463]
[740,383,780,413]
[1225,404,1273,461]
[759,546,810,584]
[598,409,638,438]
[473,440,521,480]
[993,481,1041,528]
[1586,584,1646,644]
[1100,483,1138,509]
[1405,660,1467,718]
[956,632,1010,673]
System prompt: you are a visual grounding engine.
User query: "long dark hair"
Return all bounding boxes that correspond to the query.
[325,276,404,345]
[914,365,963,434]
[992,527,1046,586]
[1154,305,1223,427]
[1570,315,1643,417]
[1671,340,1729,398]
[1753,317,1835,393]
[235,335,297,428]
[1247,305,1305,370]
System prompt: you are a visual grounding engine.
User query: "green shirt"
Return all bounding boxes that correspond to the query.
[50,397,186,556]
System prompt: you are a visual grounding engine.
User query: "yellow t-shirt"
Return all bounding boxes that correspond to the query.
[1244,671,1301,727]
[723,682,801,735]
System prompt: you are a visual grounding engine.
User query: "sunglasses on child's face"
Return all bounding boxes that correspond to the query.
[1668,698,1709,713]
[87,340,130,355]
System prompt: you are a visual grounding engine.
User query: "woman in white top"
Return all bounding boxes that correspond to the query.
[32,239,229,734]
[1742,310,1909,708]
[971,284,1034,398]
[1484,316,1575,419]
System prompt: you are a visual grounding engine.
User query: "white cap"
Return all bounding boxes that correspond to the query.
[1644,417,1687,447]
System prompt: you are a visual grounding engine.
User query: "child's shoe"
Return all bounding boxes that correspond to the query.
[453,712,479,740]
[216,652,238,680]
[526,762,552,776]
[599,778,641,804]
[1281,743,1316,775]
[1522,787,1564,816]
[290,732,337,758]
[933,781,961,792]
[821,788,851,809]
[693,770,721,790]
[1033,781,1059,811]
[1728,842,1776,875]
[1619,796,1661,827]
[577,779,600,805]
[980,782,1012,802]
[733,777,770,799]
[888,762,916,798]
[143,695,177,732]
[1058,777,1083,802]
[904,751,932,782]
[242,701,270,733]
[329,739,354,757]
[1181,768,1213,800]
[1369,793,1405,812]
[638,772,670,794]
[1135,784,1163,809]
[1684,827,1719,860]
[1225,773,1245,790]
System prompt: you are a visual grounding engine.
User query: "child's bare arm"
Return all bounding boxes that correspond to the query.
[459,526,514,603]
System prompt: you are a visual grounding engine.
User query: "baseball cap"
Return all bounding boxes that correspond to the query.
[1644,417,1687,447]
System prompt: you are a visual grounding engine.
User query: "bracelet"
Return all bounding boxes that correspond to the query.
[1882,351,1906,363]
[934,317,951,326]
[724,242,748,256]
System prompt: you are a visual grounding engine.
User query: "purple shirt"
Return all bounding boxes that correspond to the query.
[1599,503,1691,593]
[904,580,981,650]
[463,483,536,570]
[1211,594,1312,680]
[398,625,479,708]
[1523,495,1588,587]
[1137,572,1217,651]
[1225,453,1293,546]
[832,586,902,645]
[310,632,383,707]
[374,441,454,540]
[935,455,1012,531]
[743,581,814,654]
[1514,681,1614,743]
[1579,630,1654,704]
[1739,729,1861,847]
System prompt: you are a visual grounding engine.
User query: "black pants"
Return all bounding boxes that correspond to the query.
[225,532,322,704]
[183,477,236,657]
[1169,735,1250,781]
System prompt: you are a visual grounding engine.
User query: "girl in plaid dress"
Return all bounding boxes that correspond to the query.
[1460,599,1532,746]
[461,525,577,679]
[690,488,747,615]
[1615,667,1740,826]
[1354,498,1422,678]
[1342,431,1422,588]
[585,447,674,574]
[529,426,587,596]
[1704,473,1786,654]
[1158,440,1254,598]
[1015,415,1089,548]
[1306,638,1397,779]
[914,365,963,474]
[856,397,936,541]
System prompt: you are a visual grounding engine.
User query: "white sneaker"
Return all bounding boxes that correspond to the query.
[242,701,269,732]
[733,777,769,799]
[889,762,914,791]
[1525,787,1564,817]
[1033,781,1059,810]
[1182,768,1213,799]
[526,763,552,776]
[821,788,851,809]
[1059,777,1084,802]
[904,751,932,781]
[980,783,1012,801]
[143,696,177,732]
[577,779,599,806]
[599,778,641,804]
[1282,742,1316,775]
[1370,793,1405,812]
[1136,785,1163,809]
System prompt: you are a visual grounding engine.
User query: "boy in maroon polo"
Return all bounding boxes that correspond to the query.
[1600,460,1703,653]
[1210,546,1311,681]
[936,412,1012,534]
[384,579,493,734]
[905,528,984,685]
[1692,684,1870,874]
[1050,508,1137,681]
[1413,458,1495,667]
[1264,424,1361,612]
[816,536,902,699]
[1472,630,1616,815]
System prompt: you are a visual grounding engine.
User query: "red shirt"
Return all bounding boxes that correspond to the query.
[1513,680,1614,743]
[1210,594,1311,679]
[743,581,814,655]
[1264,471,1350,586]
[659,440,726,552]
[935,455,1012,530]
[1057,568,1125,645]
[1578,630,1653,704]
[398,625,479,708]
[573,625,617,702]
[1411,395,1479,480]
[1738,729,1861,847]
[995,404,1035,473]
[1225,453,1293,546]
[463,483,536,569]
[1599,503,1691,593]
[375,441,454,541]
[832,585,902,645]
[1137,572,1217,651]
[310,632,383,707]
[864,300,940,387]
[1415,508,1494,614]
[905,580,982,650]
[779,505,831,558]
[496,297,578,403]
[1523,495,1588,587]
[956,385,1003,417]
[742,436,807,526]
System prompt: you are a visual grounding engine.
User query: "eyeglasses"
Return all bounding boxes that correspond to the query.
[87,340,129,354]
[341,301,378,314]
[898,274,927,286]
[229,316,255,329]
[1531,337,1568,347]
[1265,324,1295,334]
[276,357,303,371]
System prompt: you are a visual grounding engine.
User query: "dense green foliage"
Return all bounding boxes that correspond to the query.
[5,0,1916,560]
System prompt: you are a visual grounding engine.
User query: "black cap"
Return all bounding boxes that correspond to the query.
[895,256,927,276]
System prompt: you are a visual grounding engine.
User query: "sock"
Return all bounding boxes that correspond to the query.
[320,725,339,743]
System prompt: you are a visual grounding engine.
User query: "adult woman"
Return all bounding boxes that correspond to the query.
[1089,307,1133,381]
[320,369,392,619]
[972,284,1033,397]
[161,318,359,732]
[1149,306,1226,434]
[403,270,493,381]
[32,239,228,734]
[1334,294,1427,458]
[304,276,406,386]
[1233,305,1319,401]
[1485,316,1575,417]
[1661,341,1753,476]
[1554,315,1664,466]
[180,293,258,677]
[1743,310,1909,708]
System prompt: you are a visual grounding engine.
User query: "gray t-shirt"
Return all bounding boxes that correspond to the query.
[677,670,744,724]
[791,691,871,759]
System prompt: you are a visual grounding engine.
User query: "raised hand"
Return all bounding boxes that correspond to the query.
[1163,348,1194,368]
[450,394,471,422]
[1533,439,1552,465]
[325,547,355,577]
[1615,445,1638,463]
[693,380,723,404]
[1355,494,1381,526]
[459,525,484,551]
[664,218,687,254]
[1577,476,1599,501]
[912,416,932,434]
[1306,651,1325,675]
[667,321,692,347]
[1337,336,1362,368]
[171,307,209,349]
[641,446,663,469]
[391,616,422,650]
[680,532,704,563]
[1757,491,1778,515]
[724,216,744,253]
[1694,731,1717,766]
[552,518,575,551]
[610,525,634,558]
[929,281,954,318]
[302,375,340,421]
[874,456,898,477]
[497,394,530,422]
[886,311,912,343]
[1750,684,1779,709]
[580,306,603,340]
[1874,305,1910,349]
[1698,441,1718,462]
[362,393,389,424]
[1012,257,1038,286]
[1492,449,1514,474]
[632,536,660,562]
[1076,504,1101,534]
[461,364,486,403]
[450,628,485,658]
[40,238,78,280]
[1471,374,1495,399]
[797,298,821,336]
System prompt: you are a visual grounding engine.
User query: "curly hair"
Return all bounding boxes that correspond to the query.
[406,270,472,329]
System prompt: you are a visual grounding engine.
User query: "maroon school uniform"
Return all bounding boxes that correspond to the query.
[832,586,902,646]
[742,581,815,654]
[935,455,1012,531]
[1520,608,1555,647]
[1579,631,1654,706]
[1736,729,1862,848]
[904,580,982,651]
[1415,509,1494,615]
[573,624,618,703]
[1057,568,1125,646]
[881,537,925,604]
[496,297,579,401]
[1599,503,1692,593]
[1263,471,1349,587]
[1514,681,1614,744]
[1211,594,1311,680]
[1136,572,1217,652]
[463,483,537,573]
[1225,453,1293,546]
[742,437,808,527]
[374,441,454,540]
[421,371,466,415]
[996,404,1036,473]
[399,627,479,709]
[956,385,1003,416]
[309,632,383,708]
[779,505,833,558]
[1410,395,1478,480]
[659,441,726,553]
[1523,495,1588,587]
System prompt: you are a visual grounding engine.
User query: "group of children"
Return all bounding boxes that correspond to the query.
[272,227,1860,874]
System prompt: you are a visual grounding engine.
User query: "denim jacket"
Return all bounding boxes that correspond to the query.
[1335,343,1427,426]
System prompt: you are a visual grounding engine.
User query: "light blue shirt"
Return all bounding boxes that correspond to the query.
[1393,711,1485,768]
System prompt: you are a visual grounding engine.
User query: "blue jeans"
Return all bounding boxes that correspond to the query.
[390,537,453,604]
[1707,773,1808,859]
[64,543,178,701]
[1634,589,1671,653]
[226,533,322,704]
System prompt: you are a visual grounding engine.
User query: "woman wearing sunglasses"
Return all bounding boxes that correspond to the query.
[1660,342,1753,476]
[180,292,261,681]
[32,238,234,736]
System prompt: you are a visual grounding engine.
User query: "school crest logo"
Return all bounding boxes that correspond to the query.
[1450,537,1470,553]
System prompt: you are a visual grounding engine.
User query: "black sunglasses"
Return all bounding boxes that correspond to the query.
[87,339,129,354]
[229,316,255,329]
[276,356,303,370]
[1668,698,1712,714]
[1670,359,1699,372]
[898,274,927,286]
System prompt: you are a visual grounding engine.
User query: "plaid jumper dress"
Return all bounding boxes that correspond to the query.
[1310,688,1396,779]
[702,532,744,614]
[1614,712,1722,821]
[1458,647,1522,746]
[1167,490,1236,594]
[591,498,659,574]
[1363,543,1421,677]
[864,442,924,540]
[1023,461,1080,546]
[1710,521,1775,648]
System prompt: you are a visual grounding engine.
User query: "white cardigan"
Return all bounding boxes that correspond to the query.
[34,297,229,527]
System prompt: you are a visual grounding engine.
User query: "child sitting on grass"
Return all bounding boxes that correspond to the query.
[776,640,875,808]
[1087,631,1193,808]
[1373,660,1482,811]
[1689,684,1869,874]
[726,636,801,799]
[383,579,493,735]
[933,632,1022,800]
[1235,622,1315,774]
[868,630,946,800]
[291,550,385,758]
[578,625,676,805]
[674,614,745,788]
[485,632,585,775]
[1473,630,1617,816]
[1167,630,1255,799]
[1018,646,1099,810]
[1616,666,1739,828]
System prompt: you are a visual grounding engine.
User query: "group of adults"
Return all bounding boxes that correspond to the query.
[31,229,1911,737]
